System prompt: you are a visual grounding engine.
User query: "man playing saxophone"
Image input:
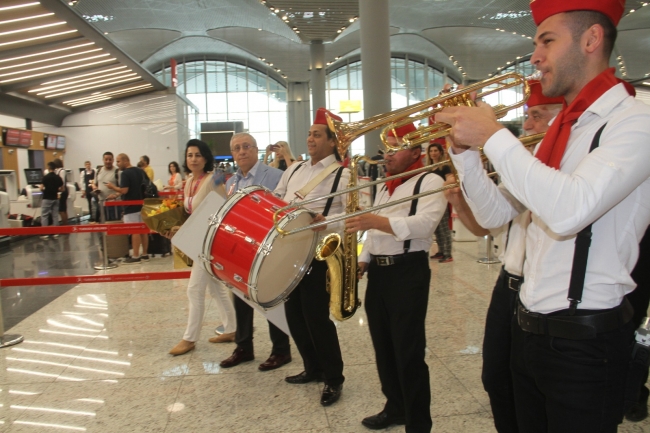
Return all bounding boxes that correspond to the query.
[274,107,349,407]
[346,123,447,432]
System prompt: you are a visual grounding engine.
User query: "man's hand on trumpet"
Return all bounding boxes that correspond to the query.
[435,102,504,153]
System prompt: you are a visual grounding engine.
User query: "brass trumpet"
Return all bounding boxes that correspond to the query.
[327,71,535,158]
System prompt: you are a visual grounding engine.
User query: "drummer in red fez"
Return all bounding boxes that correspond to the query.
[272,107,349,407]
[437,0,650,432]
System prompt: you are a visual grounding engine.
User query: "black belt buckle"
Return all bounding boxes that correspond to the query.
[517,305,543,334]
[375,256,394,266]
[508,276,521,292]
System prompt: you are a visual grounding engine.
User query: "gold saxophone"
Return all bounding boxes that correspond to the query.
[314,155,379,321]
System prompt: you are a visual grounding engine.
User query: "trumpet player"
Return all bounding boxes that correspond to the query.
[347,123,447,432]
[437,0,650,431]
[444,80,562,433]
[274,108,349,407]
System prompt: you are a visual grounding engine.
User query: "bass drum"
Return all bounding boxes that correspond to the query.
[201,185,317,308]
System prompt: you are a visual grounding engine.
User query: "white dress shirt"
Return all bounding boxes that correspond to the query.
[491,210,529,277]
[450,83,650,314]
[274,153,350,236]
[359,173,447,263]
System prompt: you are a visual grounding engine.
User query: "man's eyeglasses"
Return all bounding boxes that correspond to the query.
[232,144,256,153]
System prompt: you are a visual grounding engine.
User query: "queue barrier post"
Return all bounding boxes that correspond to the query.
[477,234,500,265]
[94,200,117,271]
[0,293,24,349]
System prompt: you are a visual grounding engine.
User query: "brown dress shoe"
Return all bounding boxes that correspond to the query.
[208,332,236,343]
[169,339,195,356]
[220,347,254,368]
[258,353,292,371]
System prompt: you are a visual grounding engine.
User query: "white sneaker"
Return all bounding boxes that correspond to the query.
[52,234,59,239]
[40,235,49,240]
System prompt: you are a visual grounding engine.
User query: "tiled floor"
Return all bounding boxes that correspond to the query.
[0,237,648,432]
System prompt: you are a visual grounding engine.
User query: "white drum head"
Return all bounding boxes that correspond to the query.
[251,210,316,307]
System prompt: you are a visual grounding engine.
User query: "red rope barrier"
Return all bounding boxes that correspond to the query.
[103,200,143,206]
[0,223,153,236]
[0,271,191,287]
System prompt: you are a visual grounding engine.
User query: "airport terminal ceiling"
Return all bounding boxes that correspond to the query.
[0,0,648,124]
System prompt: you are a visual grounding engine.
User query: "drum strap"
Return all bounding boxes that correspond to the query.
[322,167,344,217]
[294,162,341,200]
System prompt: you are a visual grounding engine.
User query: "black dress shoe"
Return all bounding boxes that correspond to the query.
[320,384,342,406]
[625,401,649,422]
[258,353,292,371]
[285,371,324,384]
[219,347,254,368]
[361,411,406,430]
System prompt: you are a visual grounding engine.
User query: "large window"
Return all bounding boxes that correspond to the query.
[155,59,288,153]
[327,57,452,156]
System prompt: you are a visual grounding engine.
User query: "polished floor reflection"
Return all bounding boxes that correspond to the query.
[0,239,648,432]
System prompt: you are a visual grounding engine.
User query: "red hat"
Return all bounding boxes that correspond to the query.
[387,123,417,138]
[527,80,564,107]
[313,107,342,125]
[430,137,446,146]
[530,0,625,26]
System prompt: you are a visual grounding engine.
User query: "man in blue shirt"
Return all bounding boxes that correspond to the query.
[218,133,291,371]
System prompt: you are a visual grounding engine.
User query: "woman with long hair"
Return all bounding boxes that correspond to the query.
[426,141,454,263]
[165,161,183,191]
[168,139,237,356]
[263,141,295,171]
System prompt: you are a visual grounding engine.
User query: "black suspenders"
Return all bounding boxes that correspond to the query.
[403,173,433,253]
[322,167,344,217]
[566,123,608,314]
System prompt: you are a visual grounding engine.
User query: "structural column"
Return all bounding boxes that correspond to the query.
[310,40,326,114]
[287,82,311,157]
[359,0,391,156]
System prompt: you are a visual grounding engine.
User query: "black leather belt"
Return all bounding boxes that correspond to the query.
[499,266,523,292]
[517,297,634,340]
[372,251,426,267]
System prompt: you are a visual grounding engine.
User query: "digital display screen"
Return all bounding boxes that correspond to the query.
[24,168,43,185]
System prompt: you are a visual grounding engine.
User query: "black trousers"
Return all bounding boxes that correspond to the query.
[234,296,290,356]
[365,251,432,433]
[284,259,344,386]
[511,309,635,433]
[481,268,520,433]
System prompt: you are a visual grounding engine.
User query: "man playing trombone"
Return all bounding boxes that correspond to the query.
[347,123,447,432]
[437,0,650,431]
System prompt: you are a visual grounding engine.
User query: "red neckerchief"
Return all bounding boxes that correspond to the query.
[385,159,424,196]
[535,68,636,169]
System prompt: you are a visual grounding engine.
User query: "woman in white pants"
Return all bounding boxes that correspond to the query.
[168,139,236,356]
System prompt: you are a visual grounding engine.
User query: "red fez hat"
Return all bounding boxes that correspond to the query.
[430,137,446,146]
[527,80,564,107]
[313,107,342,126]
[387,123,417,138]
[530,0,625,26]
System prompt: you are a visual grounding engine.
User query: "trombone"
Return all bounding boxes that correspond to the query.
[272,131,545,236]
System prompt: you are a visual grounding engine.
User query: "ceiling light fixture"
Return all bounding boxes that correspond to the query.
[44,76,141,98]
[34,72,138,94]
[0,58,115,83]
[0,29,77,48]
[0,53,111,78]
[0,2,39,12]
[0,21,67,37]
[40,65,127,85]
[2,42,95,63]
[65,84,153,105]
[0,12,55,26]
[0,48,103,72]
